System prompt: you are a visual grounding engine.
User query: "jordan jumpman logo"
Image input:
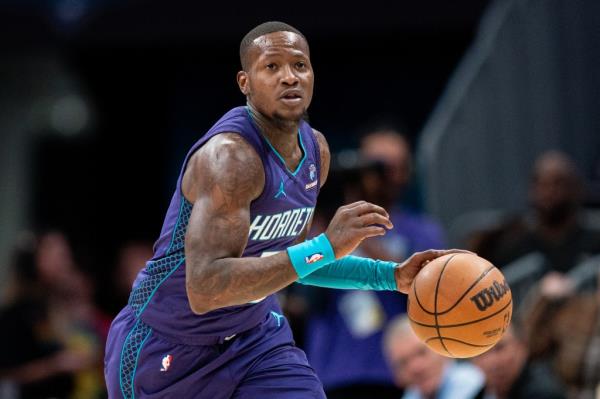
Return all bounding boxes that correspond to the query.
[274,179,287,199]
[270,311,284,327]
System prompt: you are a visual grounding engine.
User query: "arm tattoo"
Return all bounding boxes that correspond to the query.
[183,133,298,314]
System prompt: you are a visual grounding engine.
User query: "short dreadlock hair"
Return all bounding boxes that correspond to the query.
[239,21,307,70]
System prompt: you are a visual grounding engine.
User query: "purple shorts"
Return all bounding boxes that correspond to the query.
[104,306,325,398]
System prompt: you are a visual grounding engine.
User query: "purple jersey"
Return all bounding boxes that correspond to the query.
[127,106,321,344]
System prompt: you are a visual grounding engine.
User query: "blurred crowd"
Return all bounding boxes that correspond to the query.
[1,129,599,399]
[0,232,153,399]
[279,131,600,399]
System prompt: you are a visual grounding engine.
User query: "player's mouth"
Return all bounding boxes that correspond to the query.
[279,90,303,104]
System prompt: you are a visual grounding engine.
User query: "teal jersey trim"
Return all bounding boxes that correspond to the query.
[136,257,185,317]
[297,255,398,291]
[166,197,186,255]
[119,319,140,399]
[130,329,152,399]
[119,319,153,399]
[262,129,307,176]
[246,107,307,176]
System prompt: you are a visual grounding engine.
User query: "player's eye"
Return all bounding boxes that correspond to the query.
[266,63,277,70]
[295,61,306,69]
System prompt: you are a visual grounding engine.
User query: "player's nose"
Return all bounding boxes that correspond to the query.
[280,65,299,85]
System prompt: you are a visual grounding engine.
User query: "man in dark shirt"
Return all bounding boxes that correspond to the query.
[472,323,567,399]
[489,150,600,272]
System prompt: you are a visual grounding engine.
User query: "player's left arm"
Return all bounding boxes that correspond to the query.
[297,129,471,294]
[313,128,331,189]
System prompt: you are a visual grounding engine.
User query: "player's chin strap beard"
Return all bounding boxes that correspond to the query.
[246,102,309,131]
[300,110,310,123]
[272,111,310,130]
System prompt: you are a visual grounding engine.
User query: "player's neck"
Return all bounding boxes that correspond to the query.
[247,104,302,159]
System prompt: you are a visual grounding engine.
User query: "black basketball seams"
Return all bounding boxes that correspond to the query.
[433,255,455,357]
[412,274,432,315]
[408,255,512,357]
[412,255,459,315]
[424,336,495,348]
[408,299,512,329]
[411,257,496,317]
[436,265,495,315]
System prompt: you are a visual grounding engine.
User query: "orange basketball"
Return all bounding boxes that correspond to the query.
[407,253,512,358]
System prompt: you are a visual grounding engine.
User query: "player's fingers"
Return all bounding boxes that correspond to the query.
[410,249,447,265]
[336,201,367,218]
[357,213,393,229]
[413,249,473,264]
[350,202,390,219]
[437,249,475,257]
[342,200,368,211]
[359,226,386,238]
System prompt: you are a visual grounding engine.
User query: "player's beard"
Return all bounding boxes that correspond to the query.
[271,109,310,129]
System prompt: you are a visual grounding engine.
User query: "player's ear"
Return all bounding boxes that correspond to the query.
[237,71,249,96]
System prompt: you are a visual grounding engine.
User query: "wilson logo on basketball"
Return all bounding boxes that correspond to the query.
[469,280,510,312]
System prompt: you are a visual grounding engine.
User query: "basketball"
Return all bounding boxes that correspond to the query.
[407,253,512,358]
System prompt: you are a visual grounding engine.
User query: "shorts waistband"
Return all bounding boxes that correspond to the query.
[131,306,269,346]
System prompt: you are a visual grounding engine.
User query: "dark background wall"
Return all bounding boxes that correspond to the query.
[0,0,489,308]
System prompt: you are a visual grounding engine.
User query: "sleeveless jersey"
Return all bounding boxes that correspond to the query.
[127,106,321,344]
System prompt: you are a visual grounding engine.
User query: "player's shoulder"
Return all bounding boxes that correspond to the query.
[311,128,328,147]
[193,132,261,167]
[207,132,257,155]
[191,133,264,186]
[184,132,265,201]
[310,128,330,186]
[310,128,329,161]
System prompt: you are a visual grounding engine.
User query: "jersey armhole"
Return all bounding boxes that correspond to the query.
[309,127,323,195]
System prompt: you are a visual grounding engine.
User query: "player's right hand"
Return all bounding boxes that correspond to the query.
[325,201,393,258]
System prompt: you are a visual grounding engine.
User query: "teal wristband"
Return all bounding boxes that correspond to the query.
[286,233,336,278]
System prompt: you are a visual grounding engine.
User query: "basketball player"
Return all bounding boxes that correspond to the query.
[104,21,467,398]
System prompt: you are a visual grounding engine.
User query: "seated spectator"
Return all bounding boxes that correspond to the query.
[304,130,446,399]
[472,322,567,399]
[382,315,484,399]
[522,271,600,398]
[478,150,600,273]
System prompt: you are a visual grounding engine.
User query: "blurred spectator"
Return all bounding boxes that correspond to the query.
[522,271,600,398]
[0,230,108,399]
[358,130,445,261]
[304,130,446,399]
[472,322,567,399]
[587,155,600,207]
[382,315,484,399]
[113,240,154,311]
[472,150,600,272]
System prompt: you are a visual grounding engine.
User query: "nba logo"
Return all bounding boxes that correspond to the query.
[160,354,173,372]
[309,164,316,181]
[305,253,323,264]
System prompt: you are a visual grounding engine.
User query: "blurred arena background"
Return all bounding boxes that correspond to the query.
[1,0,599,398]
